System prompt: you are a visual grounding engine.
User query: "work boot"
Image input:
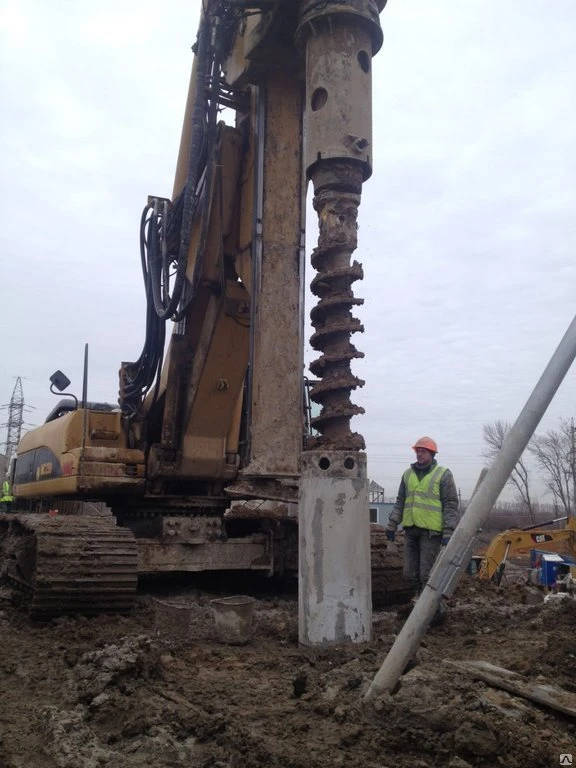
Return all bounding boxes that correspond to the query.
[430,600,447,626]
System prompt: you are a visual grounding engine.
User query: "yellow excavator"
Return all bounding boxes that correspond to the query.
[477,516,576,584]
[1,1,407,616]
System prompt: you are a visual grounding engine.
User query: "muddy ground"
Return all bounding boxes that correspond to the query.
[1,567,575,768]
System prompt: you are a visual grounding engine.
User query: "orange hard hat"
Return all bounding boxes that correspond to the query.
[412,436,438,453]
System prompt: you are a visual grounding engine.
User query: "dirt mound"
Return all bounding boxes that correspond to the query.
[0,575,574,767]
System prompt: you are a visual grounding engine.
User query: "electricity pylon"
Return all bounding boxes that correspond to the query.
[1,377,26,460]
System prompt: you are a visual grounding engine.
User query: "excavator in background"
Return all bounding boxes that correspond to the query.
[0,1,408,616]
[477,516,576,585]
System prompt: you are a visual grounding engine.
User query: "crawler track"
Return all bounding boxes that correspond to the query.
[0,514,411,616]
[0,514,138,617]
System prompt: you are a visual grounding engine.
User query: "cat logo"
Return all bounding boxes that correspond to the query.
[36,462,53,480]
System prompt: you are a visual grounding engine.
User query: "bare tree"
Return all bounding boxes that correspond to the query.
[482,420,536,522]
[528,418,574,517]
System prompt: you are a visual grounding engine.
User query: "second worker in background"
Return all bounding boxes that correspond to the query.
[386,437,459,596]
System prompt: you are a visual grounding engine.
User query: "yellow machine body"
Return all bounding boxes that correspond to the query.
[478,517,576,581]
[14,409,145,499]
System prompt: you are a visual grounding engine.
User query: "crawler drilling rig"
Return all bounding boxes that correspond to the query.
[1,2,397,639]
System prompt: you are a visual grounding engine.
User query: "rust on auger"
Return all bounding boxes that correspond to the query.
[296,0,386,452]
[308,163,366,451]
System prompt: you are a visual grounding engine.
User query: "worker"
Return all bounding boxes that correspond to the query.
[385,436,459,596]
[1,477,14,513]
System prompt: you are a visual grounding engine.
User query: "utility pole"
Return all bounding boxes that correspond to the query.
[570,417,576,520]
[364,311,576,699]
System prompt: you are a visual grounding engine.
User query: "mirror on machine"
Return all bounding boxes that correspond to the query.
[49,370,72,392]
[48,370,79,411]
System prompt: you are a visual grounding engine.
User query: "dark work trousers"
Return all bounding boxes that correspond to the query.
[403,526,443,592]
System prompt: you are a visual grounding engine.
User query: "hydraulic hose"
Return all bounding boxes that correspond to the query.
[120,4,227,414]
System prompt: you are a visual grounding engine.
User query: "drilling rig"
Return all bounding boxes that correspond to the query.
[1,1,398,640]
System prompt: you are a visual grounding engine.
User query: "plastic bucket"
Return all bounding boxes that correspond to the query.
[153,599,193,640]
[210,595,255,645]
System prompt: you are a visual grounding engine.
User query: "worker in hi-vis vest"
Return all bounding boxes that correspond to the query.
[386,437,459,596]
[1,477,15,513]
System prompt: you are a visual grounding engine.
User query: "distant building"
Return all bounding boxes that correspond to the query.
[370,500,396,526]
[368,480,397,527]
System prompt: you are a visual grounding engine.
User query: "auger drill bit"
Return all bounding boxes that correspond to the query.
[296,0,386,646]
[297,0,386,452]
[308,163,366,451]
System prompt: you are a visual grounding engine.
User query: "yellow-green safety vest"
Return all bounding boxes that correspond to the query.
[1,479,14,502]
[401,465,447,532]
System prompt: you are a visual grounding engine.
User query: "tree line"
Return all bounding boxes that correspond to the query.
[482,417,576,524]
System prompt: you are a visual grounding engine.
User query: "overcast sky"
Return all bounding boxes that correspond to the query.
[1,0,574,503]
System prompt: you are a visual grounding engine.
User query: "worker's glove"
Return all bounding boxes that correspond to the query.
[385,529,396,542]
[441,536,451,547]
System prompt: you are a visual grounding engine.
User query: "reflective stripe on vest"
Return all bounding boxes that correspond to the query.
[401,465,447,532]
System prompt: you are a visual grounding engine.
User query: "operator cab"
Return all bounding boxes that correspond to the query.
[44,399,117,423]
[45,399,78,423]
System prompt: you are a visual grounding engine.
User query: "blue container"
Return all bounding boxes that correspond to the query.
[539,553,566,587]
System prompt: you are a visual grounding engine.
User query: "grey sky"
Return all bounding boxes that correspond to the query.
[1,1,574,503]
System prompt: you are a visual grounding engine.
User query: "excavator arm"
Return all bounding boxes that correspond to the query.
[117,3,308,501]
[478,517,576,584]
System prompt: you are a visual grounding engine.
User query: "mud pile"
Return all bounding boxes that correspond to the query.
[0,575,574,768]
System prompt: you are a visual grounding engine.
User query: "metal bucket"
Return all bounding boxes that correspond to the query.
[466,556,484,576]
[153,599,193,640]
[210,595,255,645]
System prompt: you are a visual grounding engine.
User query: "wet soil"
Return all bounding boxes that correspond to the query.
[0,571,575,768]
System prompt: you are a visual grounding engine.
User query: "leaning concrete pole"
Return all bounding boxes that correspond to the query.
[365,312,576,697]
[296,0,387,645]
